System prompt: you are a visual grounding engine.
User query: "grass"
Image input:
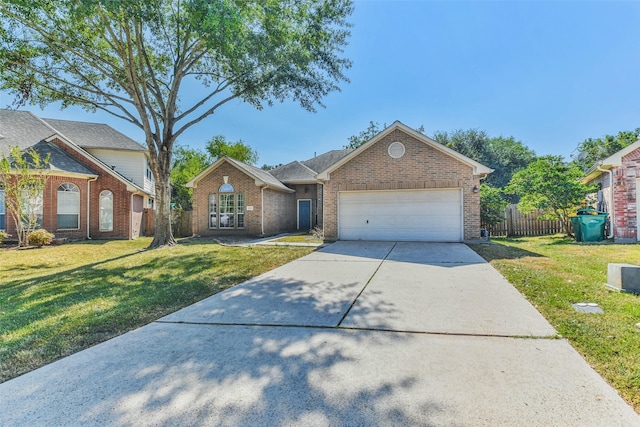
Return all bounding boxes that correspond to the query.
[468,236,640,412]
[0,238,315,383]
[272,233,331,244]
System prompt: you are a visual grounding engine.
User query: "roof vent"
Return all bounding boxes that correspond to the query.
[388,141,405,159]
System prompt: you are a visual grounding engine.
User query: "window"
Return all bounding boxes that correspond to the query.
[0,188,4,230]
[57,183,80,229]
[146,160,153,181]
[219,194,235,228]
[209,193,217,229]
[237,193,245,228]
[22,189,43,229]
[100,191,113,231]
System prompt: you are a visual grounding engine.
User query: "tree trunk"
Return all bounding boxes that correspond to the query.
[149,164,177,248]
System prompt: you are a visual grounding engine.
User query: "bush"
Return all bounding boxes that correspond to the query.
[26,229,54,247]
[0,231,9,244]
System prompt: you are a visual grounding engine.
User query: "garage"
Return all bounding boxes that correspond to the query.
[338,189,463,241]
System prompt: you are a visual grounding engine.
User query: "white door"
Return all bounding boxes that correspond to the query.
[338,189,463,241]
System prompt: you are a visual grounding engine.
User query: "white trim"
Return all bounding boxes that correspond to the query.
[297,199,312,230]
[317,121,493,180]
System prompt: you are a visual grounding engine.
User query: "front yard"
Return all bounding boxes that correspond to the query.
[469,236,640,412]
[0,238,314,383]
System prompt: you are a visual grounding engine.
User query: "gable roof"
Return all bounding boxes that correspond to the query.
[316,121,493,179]
[0,109,151,195]
[301,149,352,173]
[186,156,294,192]
[583,139,640,182]
[269,161,317,183]
[42,118,147,152]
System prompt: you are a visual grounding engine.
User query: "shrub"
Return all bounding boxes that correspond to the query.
[0,231,9,244]
[26,229,54,247]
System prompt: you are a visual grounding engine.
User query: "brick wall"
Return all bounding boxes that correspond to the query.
[192,162,263,236]
[612,147,640,241]
[263,188,296,235]
[322,129,481,240]
[50,138,132,239]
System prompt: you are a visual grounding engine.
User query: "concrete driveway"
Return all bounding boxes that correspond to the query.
[1,241,638,426]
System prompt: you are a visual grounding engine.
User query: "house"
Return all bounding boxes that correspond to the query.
[583,140,640,243]
[188,121,493,242]
[0,109,155,240]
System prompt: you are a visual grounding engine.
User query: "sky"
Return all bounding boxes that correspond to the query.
[3,0,640,167]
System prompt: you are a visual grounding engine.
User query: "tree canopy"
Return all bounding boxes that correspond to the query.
[506,155,595,236]
[0,0,353,247]
[170,145,211,211]
[433,129,536,190]
[572,128,640,172]
[206,135,259,165]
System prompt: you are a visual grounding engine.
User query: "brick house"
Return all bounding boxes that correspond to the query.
[0,109,155,240]
[583,140,640,243]
[189,121,493,242]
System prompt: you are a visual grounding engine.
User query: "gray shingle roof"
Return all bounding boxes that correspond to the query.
[268,161,317,183]
[225,157,293,192]
[301,149,353,173]
[0,110,96,176]
[42,118,147,151]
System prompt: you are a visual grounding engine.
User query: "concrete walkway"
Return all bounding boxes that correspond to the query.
[1,241,638,426]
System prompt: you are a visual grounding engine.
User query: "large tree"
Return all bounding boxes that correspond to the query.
[572,128,640,172]
[170,145,211,211]
[506,155,595,236]
[433,129,536,190]
[0,0,353,248]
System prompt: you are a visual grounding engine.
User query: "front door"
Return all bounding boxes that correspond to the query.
[298,199,311,230]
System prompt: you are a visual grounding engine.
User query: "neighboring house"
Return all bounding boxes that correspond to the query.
[0,109,155,240]
[188,121,493,242]
[583,140,640,243]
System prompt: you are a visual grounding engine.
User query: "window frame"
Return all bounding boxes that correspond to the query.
[57,183,80,230]
[208,193,217,229]
[99,190,114,232]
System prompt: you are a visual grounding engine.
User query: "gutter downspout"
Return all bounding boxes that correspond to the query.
[597,165,614,239]
[261,186,265,236]
[87,177,97,239]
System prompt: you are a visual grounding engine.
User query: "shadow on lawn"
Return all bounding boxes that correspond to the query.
[0,244,282,382]
[468,240,545,262]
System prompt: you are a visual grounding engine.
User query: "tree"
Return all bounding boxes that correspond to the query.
[206,135,259,165]
[572,128,640,172]
[261,163,283,171]
[506,156,596,236]
[0,146,49,246]
[434,130,536,191]
[345,121,425,150]
[170,145,211,210]
[0,0,353,248]
[480,184,508,227]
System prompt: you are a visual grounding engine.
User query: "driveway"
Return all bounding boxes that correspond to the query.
[1,241,638,426]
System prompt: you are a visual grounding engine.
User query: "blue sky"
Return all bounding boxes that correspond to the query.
[4,0,640,167]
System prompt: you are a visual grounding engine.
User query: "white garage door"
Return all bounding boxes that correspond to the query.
[338,189,463,242]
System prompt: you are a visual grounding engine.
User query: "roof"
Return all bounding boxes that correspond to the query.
[0,109,151,194]
[269,161,317,183]
[583,139,640,183]
[186,156,294,193]
[42,118,147,152]
[301,149,353,173]
[0,110,97,177]
[316,121,494,179]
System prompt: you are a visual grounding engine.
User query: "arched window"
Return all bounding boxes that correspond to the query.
[57,183,80,229]
[99,191,113,231]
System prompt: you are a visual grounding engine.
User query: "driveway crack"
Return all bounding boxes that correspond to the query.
[336,242,397,327]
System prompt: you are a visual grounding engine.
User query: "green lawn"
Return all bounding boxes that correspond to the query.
[272,233,331,244]
[468,236,640,412]
[0,238,315,383]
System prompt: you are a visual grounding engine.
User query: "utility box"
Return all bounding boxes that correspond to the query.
[607,264,640,294]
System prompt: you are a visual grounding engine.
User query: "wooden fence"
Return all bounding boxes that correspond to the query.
[483,204,564,237]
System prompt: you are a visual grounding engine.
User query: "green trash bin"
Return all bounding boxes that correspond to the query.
[578,212,608,242]
[569,214,582,242]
